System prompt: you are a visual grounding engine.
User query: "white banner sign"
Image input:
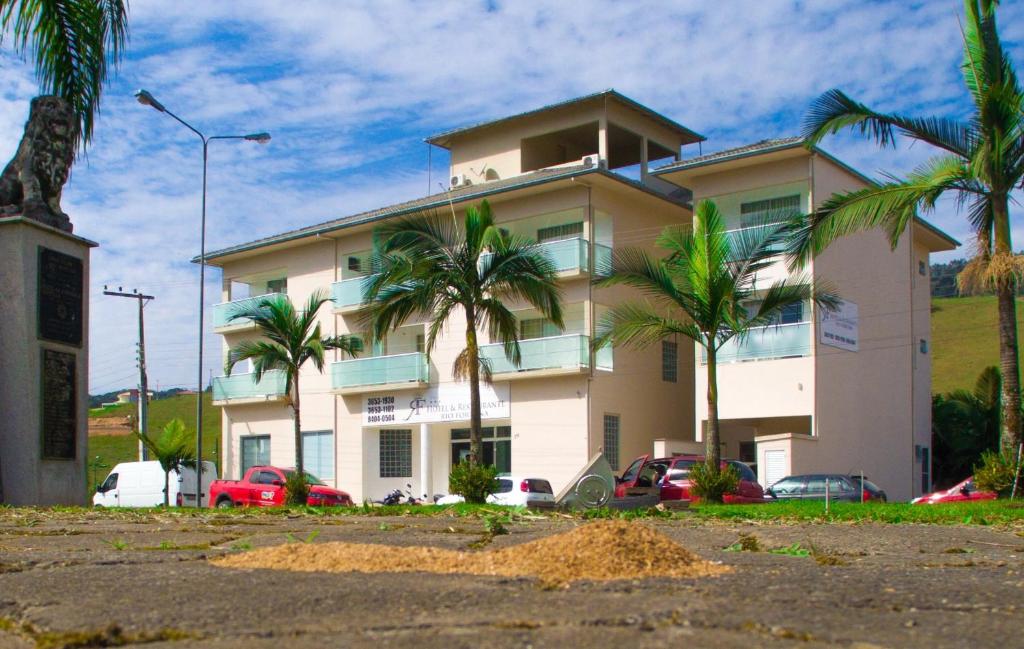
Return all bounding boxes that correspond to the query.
[818,298,858,352]
[363,382,510,426]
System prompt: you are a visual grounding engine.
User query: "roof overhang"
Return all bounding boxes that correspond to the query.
[426,89,705,149]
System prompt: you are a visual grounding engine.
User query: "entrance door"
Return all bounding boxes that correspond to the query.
[450,426,511,472]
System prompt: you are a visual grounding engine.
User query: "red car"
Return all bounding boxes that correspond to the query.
[911,476,996,504]
[616,454,767,504]
[209,466,353,508]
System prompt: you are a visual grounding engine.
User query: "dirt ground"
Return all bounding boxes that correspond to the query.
[0,510,1021,648]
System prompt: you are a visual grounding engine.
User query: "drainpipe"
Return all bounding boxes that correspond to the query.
[808,153,818,440]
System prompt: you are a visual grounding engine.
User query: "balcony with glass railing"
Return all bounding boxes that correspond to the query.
[332,274,377,312]
[479,334,590,378]
[211,370,287,404]
[212,293,283,332]
[477,238,613,277]
[331,352,430,393]
[701,322,812,364]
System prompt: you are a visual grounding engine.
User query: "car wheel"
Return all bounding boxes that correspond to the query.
[216,498,234,509]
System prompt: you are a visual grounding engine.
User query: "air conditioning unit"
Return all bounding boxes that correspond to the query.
[581,154,603,168]
[450,174,472,188]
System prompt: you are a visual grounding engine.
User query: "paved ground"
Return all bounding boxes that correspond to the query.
[0,510,1022,648]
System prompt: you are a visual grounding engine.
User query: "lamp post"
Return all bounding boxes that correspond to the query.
[135,89,270,506]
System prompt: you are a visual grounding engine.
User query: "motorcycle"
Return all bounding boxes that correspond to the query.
[375,483,425,506]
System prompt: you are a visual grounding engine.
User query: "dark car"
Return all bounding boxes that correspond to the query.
[765,474,863,502]
[848,474,887,502]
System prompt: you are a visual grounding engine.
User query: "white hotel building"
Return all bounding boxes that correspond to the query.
[202,91,955,503]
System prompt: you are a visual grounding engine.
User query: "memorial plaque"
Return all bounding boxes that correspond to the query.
[38,247,83,346]
[41,348,77,460]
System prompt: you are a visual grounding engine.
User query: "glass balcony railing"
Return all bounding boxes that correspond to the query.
[212,370,287,402]
[480,334,590,375]
[212,293,282,330]
[332,274,377,310]
[331,352,429,390]
[478,238,614,275]
[702,322,811,364]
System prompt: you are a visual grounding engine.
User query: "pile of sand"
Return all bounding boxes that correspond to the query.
[212,520,726,584]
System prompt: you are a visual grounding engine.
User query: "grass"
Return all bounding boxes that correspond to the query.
[931,296,1024,393]
[6,500,1024,526]
[86,392,221,494]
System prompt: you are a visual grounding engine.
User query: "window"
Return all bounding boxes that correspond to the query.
[603,414,620,470]
[738,441,756,464]
[256,470,281,485]
[661,340,678,382]
[347,256,362,272]
[536,222,584,243]
[740,195,801,226]
[416,334,425,353]
[520,318,560,340]
[379,429,412,478]
[240,435,270,475]
[827,476,853,493]
[770,476,804,495]
[920,339,929,354]
[302,431,334,481]
[805,477,826,494]
[918,260,927,276]
[494,479,514,494]
[921,447,931,493]
[450,426,511,473]
[99,472,118,492]
[265,278,287,294]
[779,302,803,324]
[729,460,757,483]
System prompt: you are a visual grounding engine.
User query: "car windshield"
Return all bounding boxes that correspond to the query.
[283,470,326,486]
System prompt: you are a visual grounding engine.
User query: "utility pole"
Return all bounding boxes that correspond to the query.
[104,286,155,461]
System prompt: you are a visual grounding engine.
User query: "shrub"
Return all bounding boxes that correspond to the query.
[449,462,498,504]
[974,450,1017,497]
[284,471,311,506]
[689,462,739,503]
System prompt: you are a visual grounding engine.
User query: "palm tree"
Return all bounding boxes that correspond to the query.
[366,199,563,465]
[933,366,1003,486]
[135,418,195,507]
[795,0,1023,457]
[1,0,129,149]
[595,200,837,500]
[224,291,360,478]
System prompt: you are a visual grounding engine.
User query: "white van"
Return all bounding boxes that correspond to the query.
[93,461,217,508]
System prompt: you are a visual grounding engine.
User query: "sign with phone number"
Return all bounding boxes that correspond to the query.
[363,382,510,425]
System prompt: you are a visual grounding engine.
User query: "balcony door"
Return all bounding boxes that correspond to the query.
[450,426,511,473]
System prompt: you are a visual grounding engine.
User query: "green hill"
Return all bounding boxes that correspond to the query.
[931,296,1024,394]
[87,392,221,493]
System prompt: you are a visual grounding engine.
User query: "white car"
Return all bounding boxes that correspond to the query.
[93,460,217,507]
[436,475,555,507]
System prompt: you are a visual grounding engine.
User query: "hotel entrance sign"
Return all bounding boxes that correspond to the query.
[364,382,510,426]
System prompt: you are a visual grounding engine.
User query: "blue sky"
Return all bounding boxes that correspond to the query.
[1,0,1021,395]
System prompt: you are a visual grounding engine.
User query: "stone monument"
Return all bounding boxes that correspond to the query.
[0,96,94,505]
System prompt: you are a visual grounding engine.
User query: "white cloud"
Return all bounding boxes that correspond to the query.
[2,0,1020,392]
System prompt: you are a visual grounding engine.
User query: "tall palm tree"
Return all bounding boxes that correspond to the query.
[135,418,195,507]
[595,200,837,500]
[932,366,1002,486]
[224,291,360,477]
[1,0,129,149]
[366,200,563,465]
[795,0,1023,457]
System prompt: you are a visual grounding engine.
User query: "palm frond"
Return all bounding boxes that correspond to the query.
[802,88,976,156]
[0,0,128,149]
[595,302,704,350]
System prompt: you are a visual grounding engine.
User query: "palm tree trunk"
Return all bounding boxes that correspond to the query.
[705,343,722,474]
[465,304,483,466]
[163,469,170,507]
[993,196,1023,457]
[293,374,303,476]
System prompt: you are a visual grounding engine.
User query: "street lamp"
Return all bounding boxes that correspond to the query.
[135,88,270,506]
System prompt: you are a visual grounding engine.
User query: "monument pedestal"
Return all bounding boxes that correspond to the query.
[0,216,94,505]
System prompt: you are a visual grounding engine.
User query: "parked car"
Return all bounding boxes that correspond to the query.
[93,460,217,508]
[615,454,767,504]
[208,466,352,508]
[911,476,997,504]
[765,474,863,502]
[435,475,556,507]
[847,474,887,502]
